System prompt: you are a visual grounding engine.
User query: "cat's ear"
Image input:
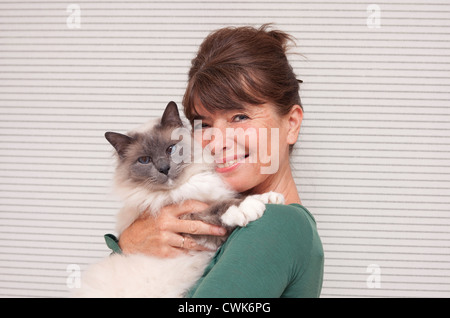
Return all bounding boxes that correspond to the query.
[105,132,133,159]
[161,101,183,127]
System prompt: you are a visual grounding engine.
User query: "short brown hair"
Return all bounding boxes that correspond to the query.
[182,24,302,122]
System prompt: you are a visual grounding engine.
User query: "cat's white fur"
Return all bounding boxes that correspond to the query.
[73,168,281,297]
[114,165,235,234]
[73,119,284,298]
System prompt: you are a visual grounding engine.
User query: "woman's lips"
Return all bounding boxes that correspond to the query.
[215,154,249,172]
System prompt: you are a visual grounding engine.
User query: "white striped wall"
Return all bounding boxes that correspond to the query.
[0,0,449,297]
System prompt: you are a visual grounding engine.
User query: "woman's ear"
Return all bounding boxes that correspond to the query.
[286,105,303,145]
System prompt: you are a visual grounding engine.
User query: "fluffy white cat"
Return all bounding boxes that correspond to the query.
[73,102,283,298]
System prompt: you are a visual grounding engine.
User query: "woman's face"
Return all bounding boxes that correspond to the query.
[191,103,299,193]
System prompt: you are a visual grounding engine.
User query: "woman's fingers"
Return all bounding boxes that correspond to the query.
[164,218,226,237]
[119,200,227,257]
[160,200,227,237]
[166,232,212,252]
[166,200,209,217]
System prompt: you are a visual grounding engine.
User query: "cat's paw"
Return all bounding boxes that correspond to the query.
[254,191,285,205]
[221,197,266,227]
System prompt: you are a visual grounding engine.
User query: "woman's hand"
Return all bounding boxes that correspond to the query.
[118,200,227,257]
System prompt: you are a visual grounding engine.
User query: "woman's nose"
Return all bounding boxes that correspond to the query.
[204,125,234,157]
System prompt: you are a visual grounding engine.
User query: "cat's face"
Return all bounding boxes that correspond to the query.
[106,102,191,190]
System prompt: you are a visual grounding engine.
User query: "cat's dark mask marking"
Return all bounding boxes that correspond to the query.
[104,101,188,189]
[105,132,134,159]
[160,101,184,128]
[105,101,183,160]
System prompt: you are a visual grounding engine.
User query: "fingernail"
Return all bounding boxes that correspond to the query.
[217,227,227,236]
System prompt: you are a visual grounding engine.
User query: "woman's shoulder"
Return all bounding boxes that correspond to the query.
[212,203,324,297]
[246,203,318,236]
[265,203,317,223]
[226,203,320,252]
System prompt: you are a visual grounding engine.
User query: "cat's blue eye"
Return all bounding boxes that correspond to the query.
[167,144,177,155]
[137,156,151,164]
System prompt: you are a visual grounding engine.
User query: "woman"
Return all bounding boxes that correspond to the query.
[116,25,324,297]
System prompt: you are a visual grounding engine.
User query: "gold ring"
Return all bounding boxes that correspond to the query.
[180,237,185,248]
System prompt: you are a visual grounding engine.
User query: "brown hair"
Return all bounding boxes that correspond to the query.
[182,24,302,122]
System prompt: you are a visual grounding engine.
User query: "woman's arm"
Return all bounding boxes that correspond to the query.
[118,200,228,257]
[188,204,324,298]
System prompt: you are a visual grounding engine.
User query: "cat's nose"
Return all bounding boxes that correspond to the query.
[158,164,170,175]
[155,158,170,175]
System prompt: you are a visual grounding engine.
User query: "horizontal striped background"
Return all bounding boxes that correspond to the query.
[1,0,449,297]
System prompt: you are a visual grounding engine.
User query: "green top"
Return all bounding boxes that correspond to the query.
[104,203,324,298]
[186,203,324,298]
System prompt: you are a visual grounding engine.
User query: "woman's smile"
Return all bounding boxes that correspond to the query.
[214,154,249,173]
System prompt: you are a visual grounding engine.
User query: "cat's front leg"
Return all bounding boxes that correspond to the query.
[180,196,265,229]
[252,191,285,205]
[220,192,285,228]
[220,196,265,228]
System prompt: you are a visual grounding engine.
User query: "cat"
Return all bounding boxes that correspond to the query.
[72,101,284,298]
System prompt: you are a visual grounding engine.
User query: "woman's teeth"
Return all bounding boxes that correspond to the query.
[216,156,247,168]
[216,160,237,169]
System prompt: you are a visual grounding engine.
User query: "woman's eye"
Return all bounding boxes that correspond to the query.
[137,156,151,164]
[193,122,210,130]
[232,114,250,122]
[166,144,177,155]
